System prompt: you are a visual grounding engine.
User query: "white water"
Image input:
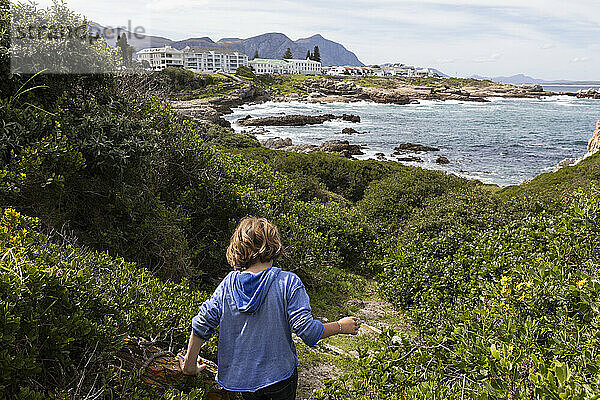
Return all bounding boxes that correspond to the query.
[225,97,600,186]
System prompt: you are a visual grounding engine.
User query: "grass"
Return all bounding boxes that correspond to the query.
[168,70,499,101]
[500,152,600,203]
[296,278,415,398]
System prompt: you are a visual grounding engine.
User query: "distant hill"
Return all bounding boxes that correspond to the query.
[89,22,173,49]
[430,68,449,78]
[294,34,363,67]
[91,24,364,66]
[470,73,600,85]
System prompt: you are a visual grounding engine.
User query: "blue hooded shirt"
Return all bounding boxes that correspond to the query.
[191,267,325,392]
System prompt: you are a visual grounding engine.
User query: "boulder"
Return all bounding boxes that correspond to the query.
[261,137,293,149]
[577,88,600,99]
[394,155,423,163]
[375,152,386,160]
[283,144,320,153]
[342,128,359,134]
[553,158,580,172]
[521,84,544,92]
[436,156,450,164]
[588,120,600,154]
[302,78,363,96]
[341,114,361,123]
[394,143,440,153]
[319,140,364,157]
[365,90,411,105]
[239,114,360,127]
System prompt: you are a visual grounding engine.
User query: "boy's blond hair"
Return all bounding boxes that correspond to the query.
[226,217,283,270]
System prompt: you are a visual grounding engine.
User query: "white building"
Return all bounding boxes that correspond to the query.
[323,66,379,76]
[136,45,248,73]
[249,58,322,75]
[380,64,440,78]
[182,46,248,73]
[136,45,184,71]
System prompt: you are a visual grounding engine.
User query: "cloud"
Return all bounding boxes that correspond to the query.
[473,53,501,63]
[571,56,590,63]
[436,58,456,63]
[540,43,556,49]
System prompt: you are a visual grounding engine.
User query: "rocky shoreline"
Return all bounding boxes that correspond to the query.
[169,79,598,169]
[275,79,556,104]
[170,78,571,128]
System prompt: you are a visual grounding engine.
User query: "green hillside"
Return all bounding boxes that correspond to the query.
[2,2,600,399]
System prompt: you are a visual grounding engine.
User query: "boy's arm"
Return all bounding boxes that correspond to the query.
[321,317,359,339]
[180,331,206,375]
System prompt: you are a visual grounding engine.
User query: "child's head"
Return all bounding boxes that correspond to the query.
[226,217,283,270]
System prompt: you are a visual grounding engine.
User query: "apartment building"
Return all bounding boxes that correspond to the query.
[182,46,248,73]
[249,58,322,75]
[136,45,184,71]
[136,45,248,73]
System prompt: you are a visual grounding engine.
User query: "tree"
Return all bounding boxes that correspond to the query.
[253,50,259,59]
[306,50,311,60]
[117,33,135,66]
[312,46,321,62]
[283,48,293,59]
[9,0,120,74]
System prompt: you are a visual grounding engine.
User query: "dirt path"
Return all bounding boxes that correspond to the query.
[295,294,408,399]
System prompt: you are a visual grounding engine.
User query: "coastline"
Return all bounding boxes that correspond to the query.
[170,76,600,187]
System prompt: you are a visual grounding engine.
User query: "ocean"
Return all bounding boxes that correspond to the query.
[542,84,600,93]
[225,96,600,186]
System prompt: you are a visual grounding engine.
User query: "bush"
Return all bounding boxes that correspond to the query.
[237,147,405,202]
[0,208,211,398]
[358,169,474,229]
[338,189,600,399]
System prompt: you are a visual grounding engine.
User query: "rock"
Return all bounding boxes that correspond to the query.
[319,140,364,157]
[342,128,359,134]
[171,100,232,128]
[553,158,580,172]
[375,152,386,160]
[283,144,320,153]
[239,114,360,127]
[521,84,544,92]
[436,156,450,164]
[577,88,600,99]
[117,337,227,398]
[394,143,440,153]
[394,155,423,163]
[365,89,411,105]
[341,114,361,123]
[301,78,363,96]
[261,137,292,149]
[588,120,600,154]
[238,114,252,122]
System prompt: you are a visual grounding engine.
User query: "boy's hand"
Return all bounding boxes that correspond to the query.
[338,317,359,334]
[180,355,207,376]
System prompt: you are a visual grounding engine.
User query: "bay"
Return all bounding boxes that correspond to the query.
[226,96,600,186]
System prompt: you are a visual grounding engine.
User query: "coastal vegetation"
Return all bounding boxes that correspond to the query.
[2,2,600,399]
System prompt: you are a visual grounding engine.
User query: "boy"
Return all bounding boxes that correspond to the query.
[180,217,359,399]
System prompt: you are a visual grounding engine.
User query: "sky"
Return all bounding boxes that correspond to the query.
[35,0,600,80]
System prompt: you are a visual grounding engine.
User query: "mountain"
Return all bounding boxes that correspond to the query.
[294,34,364,66]
[89,22,173,49]
[469,73,600,85]
[91,24,364,66]
[492,74,545,85]
[430,68,449,78]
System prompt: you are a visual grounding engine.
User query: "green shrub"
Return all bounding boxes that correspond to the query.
[339,189,600,399]
[358,169,473,229]
[500,153,600,209]
[236,147,404,202]
[0,208,211,398]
